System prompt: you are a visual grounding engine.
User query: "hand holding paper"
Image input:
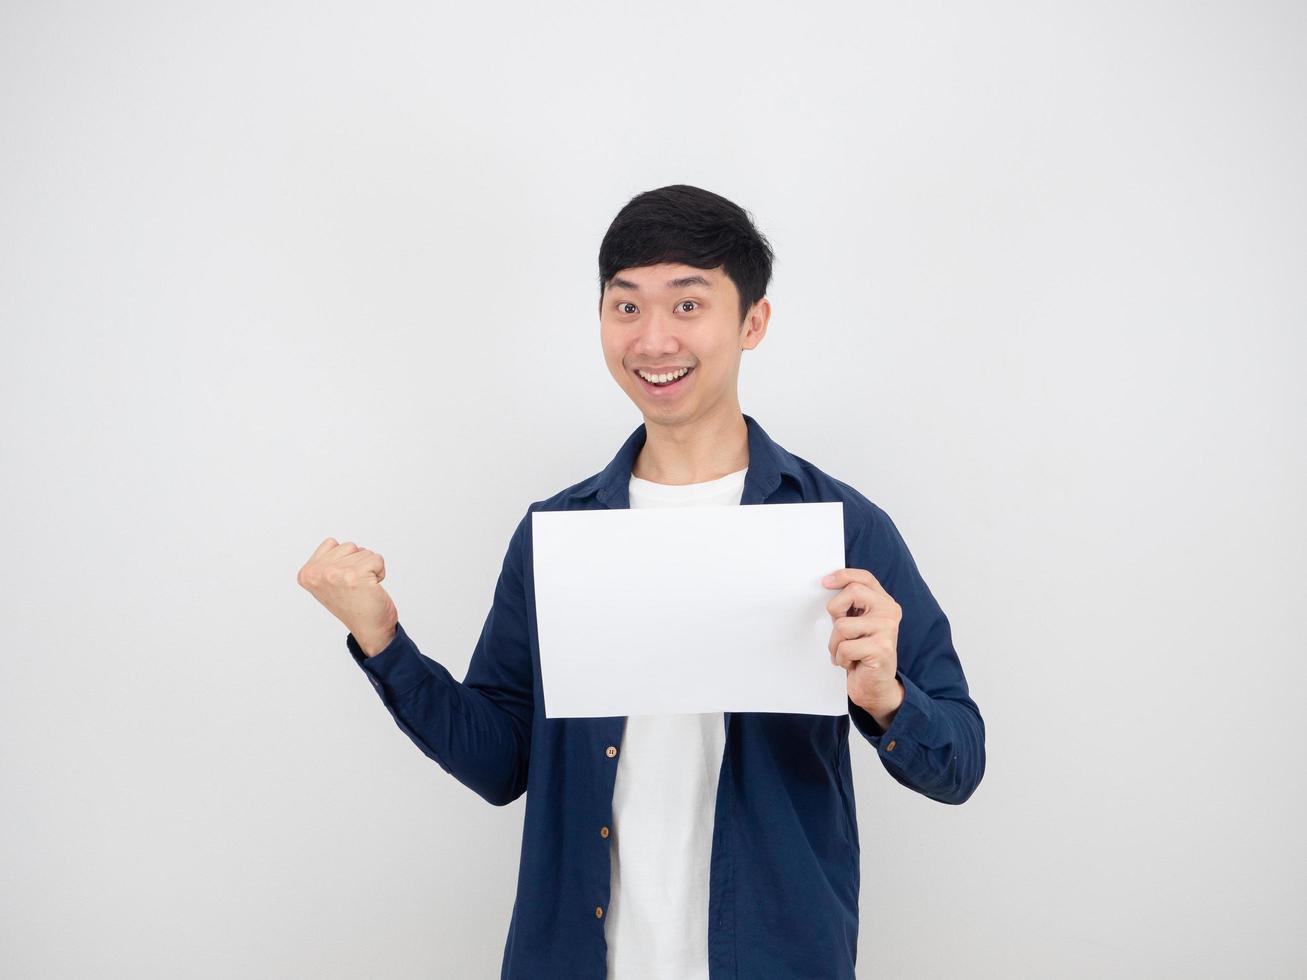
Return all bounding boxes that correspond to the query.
[823,567,906,728]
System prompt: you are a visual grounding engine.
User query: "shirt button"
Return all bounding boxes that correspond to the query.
[886,740,897,751]
[595,906,604,918]
[600,826,610,838]
[605,746,617,758]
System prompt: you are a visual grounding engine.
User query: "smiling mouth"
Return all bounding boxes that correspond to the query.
[635,366,695,390]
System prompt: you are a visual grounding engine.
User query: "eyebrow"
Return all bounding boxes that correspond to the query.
[607,274,714,292]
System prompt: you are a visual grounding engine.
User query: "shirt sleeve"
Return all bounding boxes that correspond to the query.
[345,510,535,807]
[845,502,986,805]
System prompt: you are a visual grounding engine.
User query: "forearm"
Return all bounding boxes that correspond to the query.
[348,623,531,806]
[849,672,985,805]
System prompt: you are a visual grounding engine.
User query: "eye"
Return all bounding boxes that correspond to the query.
[679,300,699,313]
[616,302,638,315]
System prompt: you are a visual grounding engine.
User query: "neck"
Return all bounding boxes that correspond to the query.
[631,402,749,486]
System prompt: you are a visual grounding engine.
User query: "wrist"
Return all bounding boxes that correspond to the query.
[357,625,397,658]
[866,679,906,730]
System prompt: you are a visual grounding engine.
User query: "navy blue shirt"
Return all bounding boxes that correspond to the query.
[347,413,986,979]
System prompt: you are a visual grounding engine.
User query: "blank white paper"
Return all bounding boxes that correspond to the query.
[531,501,848,718]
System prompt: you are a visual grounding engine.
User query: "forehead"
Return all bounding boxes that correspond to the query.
[605,263,726,293]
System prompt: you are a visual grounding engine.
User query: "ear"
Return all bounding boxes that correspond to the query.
[740,297,771,351]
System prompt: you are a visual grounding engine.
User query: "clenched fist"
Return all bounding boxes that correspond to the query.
[297,538,398,657]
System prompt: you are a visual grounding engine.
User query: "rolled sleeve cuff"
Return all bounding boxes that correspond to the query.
[849,670,938,770]
[346,621,429,698]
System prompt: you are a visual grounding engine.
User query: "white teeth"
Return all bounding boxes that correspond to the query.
[638,367,690,384]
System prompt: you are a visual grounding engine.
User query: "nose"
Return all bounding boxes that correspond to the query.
[633,309,681,357]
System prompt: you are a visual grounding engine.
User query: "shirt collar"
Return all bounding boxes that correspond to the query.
[589,413,803,509]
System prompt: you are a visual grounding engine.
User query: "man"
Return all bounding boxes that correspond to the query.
[298,184,986,979]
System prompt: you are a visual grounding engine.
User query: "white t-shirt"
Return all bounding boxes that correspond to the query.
[604,464,748,980]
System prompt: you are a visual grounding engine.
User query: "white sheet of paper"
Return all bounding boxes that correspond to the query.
[531,501,848,717]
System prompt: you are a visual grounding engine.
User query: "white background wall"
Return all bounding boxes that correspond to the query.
[2,2,1303,977]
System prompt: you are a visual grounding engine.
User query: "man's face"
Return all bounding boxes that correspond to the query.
[599,262,769,425]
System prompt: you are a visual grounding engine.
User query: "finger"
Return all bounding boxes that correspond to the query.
[299,538,342,588]
[338,549,384,578]
[308,538,339,562]
[821,567,889,598]
[821,567,884,589]
[827,615,889,658]
[346,549,385,582]
[326,540,362,561]
[832,636,887,670]
[825,581,880,619]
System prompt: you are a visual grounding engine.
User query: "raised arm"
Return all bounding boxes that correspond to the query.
[347,511,535,806]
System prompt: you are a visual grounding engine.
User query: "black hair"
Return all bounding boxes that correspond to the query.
[597,184,775,324]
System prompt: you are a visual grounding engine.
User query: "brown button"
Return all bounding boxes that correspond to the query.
[595,906,604,918]
[605,746,618,758]
[886,740,897,752]
[600,826,610,838]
